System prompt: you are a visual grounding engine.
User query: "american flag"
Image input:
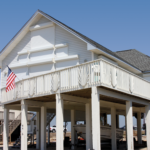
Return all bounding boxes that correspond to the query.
[6,66,16,92]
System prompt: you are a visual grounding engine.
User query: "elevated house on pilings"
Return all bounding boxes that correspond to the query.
[1,10,150,150]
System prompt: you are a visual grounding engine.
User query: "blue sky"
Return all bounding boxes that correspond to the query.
[0,1,148,130]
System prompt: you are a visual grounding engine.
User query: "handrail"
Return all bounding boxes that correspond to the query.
[1,58,149,91]
[1,58,150,103]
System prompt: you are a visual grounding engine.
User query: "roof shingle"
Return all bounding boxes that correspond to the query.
[115,49,150,72]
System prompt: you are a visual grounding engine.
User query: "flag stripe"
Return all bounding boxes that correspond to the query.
[6,67,16,92]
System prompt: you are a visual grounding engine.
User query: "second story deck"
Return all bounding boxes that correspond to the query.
[1,58,150,104]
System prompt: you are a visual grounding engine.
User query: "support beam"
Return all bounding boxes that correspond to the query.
[3,106,9,150]
[21,100,28,150]
[36,112,40,149]
[137,112,142,144]
[126,101,134,150]
[91,86,101,150]
[111,107,116,150]
[116,115,119,128]
[145,104,150,150]
[41,106,47,150]
[48,123,50,145]
[61,94,90,104]
[71,110,75,149]
[86,103,92,150]
[98,87,149,106]
[56,93,64,150]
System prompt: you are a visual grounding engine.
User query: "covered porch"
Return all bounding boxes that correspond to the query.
[3,87,150,150]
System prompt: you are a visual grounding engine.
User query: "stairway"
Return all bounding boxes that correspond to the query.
[12,112,55,148]
[0,112,35,143]
[0,113,22,143]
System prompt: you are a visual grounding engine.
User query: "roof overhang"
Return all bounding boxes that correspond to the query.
[87,44,141,74]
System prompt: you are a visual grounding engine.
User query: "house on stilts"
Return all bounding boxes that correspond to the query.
[1,10,150,150]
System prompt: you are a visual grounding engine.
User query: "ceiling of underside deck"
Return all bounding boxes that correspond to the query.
[22,87,146,107]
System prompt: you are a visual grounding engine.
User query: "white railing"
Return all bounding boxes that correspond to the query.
[1,59,150,103]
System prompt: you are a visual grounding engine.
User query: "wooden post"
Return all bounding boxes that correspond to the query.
[21,100,28,150]
[86,103,92,150]
[145,105,150,150]
[71,110,75,149]
[41,106,47,150]
[91,86,101,150]
[56,93,64,150]
[137,112,142,144]
[126,101,134,150]
[3,105,9,150]
[36,112,40,149]
[111,107,116,150]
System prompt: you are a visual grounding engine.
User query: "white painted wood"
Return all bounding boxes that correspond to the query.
[21,100,28,150]
[126,101,134,150]
[56,58,78,70]
[36,112,40,149]
[56,93,64,150]
[2,59,150,104]
[30,22,54,31]
[55,25,92,64]
[111,107,116,150]
[91,86,101,150]
[86,103,92,150]
[137,112,142,144]
[3,106,9,150]
[71,110,75,149]
[41,106,47,150]
[31,26,55,49]
[145,104,150,150]
[56,47,68,57]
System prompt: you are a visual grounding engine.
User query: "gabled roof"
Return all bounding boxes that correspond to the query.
[116,49,150,72]
[0,10,142,73]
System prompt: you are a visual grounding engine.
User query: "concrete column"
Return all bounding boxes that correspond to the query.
[41,106,47,150]
[111,107,116,150]
[71,110,75,149]
[91,86,101,150]
[137,112,142,144]
[86,103,92,150]
[21,100,28,150]
[3,106,9,150]
[48,123,50,145]
[126,101,134,150]
[36,112,40,149]
[56,93,64,150]
[145,105,150,150]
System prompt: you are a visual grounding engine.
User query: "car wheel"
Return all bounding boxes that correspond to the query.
[52,129,56,133]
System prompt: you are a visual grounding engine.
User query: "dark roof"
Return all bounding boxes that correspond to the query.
[0,10,141,72]
[115,49,150,72]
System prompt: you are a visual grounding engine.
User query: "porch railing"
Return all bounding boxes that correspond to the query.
[1,59,150,103]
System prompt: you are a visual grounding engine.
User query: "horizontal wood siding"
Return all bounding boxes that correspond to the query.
[55,25,92,64]
[1,32,31,88]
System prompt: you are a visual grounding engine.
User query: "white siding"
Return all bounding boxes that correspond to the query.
[31,27,55,49]
[55,25,92,64]
[1,17,93,89]
[56,59,78,70]
[29,63,54,77]
[1,32,31,88]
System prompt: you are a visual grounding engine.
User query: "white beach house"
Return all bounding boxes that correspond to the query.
[1,10,150,150]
